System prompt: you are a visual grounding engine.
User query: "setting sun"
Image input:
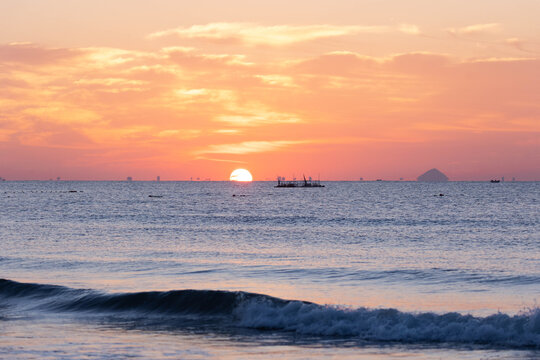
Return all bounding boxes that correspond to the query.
[229,169,253,182]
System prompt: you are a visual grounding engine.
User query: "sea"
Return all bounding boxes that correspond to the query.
[1,180,539,359]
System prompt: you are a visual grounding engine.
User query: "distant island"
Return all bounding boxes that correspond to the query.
[417,168,449,182]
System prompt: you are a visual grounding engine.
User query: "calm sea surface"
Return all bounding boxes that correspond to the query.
[1,181,539,359]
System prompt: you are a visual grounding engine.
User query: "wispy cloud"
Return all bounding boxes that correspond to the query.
[22,104,102,125]
[0,42,82,65]
[74,78,148,92]
[505,37,525,51]
[163,46,253,67]
[447,23,502,37]
[195,157,247,164]
[255,74,298,87]
[196,140,308,155]
[148,23,387,46]
[215,111,302,126]
[398,24,421,35]
[156,129,201,139]
[82,47,154,67]
[503,37,540,54]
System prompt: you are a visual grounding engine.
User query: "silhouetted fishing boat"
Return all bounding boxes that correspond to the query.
[490,179,500,183]
[275,175,324,188]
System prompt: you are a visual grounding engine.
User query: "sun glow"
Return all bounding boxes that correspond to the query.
[229,169,253,182]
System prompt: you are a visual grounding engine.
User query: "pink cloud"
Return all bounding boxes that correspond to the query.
[447,23,502,37]
[1,41,538,180]
[0,43,82,65]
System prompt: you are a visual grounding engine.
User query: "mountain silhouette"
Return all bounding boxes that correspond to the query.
[417,168,449,182]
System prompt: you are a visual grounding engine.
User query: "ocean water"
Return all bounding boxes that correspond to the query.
[1,180,539,359]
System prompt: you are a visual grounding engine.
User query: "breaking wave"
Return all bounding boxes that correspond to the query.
[1,279,538,349]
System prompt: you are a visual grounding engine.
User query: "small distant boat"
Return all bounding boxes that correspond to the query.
[275,175,324,188]
[490,180,500,183]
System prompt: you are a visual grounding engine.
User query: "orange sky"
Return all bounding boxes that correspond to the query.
[1,0,539,180]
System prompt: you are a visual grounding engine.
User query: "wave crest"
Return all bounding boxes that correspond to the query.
[1,279,539,348]
[236,298,540,347]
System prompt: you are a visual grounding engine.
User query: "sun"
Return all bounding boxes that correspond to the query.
[230,169,253,182]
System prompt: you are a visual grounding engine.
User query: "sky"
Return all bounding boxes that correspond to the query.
[1,0,539,180]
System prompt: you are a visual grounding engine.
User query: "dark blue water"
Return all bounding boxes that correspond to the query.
[1,181,539,359]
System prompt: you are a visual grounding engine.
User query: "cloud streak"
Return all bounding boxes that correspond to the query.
[447,23,502,37]
[0,42,82,65]
[148,23,387,46]
[196,140,308,155]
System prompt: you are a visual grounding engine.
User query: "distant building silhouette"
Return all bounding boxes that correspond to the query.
[417,168,449,182]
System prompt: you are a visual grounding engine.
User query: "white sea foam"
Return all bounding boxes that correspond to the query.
[235,298,540,347]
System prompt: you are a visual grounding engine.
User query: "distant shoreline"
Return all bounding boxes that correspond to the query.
[1,180,538,183]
